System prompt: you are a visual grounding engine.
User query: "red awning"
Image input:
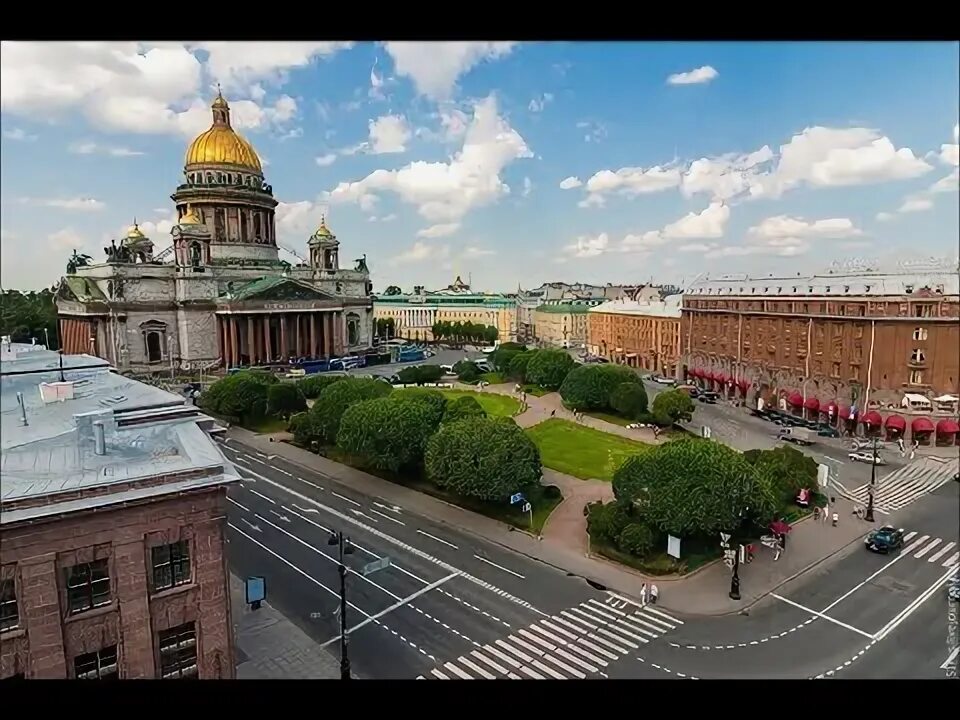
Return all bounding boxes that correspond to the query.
[936,419,959,434]
[704,371,715,381]
[715,373,728,384]
[787,392,804,407]
[884,414,906,431]
[689,368,699,378]
[803,397,820,411]
[737,378,750,390]
[824,400,838,415]
[838,405,853,421]
[861,410,883,426]
[912,417,935,433]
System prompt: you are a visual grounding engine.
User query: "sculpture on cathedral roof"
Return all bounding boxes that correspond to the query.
[354,253,369,273]
[66,250,93,275]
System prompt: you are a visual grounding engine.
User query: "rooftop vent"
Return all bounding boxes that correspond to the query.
[98,395,128,406]
[39,381,76,403]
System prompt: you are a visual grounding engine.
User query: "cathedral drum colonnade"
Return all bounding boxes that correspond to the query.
[55,90,373,371]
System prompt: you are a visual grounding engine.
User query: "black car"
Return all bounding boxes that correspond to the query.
[698,391,720,404]
[865,526,905,554]
[817,424,841,438]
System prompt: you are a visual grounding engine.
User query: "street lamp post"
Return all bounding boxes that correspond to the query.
[327,531,354,680]
[729,545,741,600]
[864,435,878,522]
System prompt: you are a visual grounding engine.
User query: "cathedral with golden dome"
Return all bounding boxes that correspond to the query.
[56,91,374,372]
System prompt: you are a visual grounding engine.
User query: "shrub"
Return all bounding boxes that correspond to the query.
[337,395,440,472]
[200,371,272,424]
[453,360,481,383]
[393,387,448,421]
[609,382,649,419]
[266,383,307,418]
[508,350,538,381]
[618,523,655,557]
[288,411,317,447]
[309,377,393,445]
[560,364,644,411]
[526,349,575,391]
[490,342,526,373]
[443,394,486,423]
[297,374,346,399]
[651,389,695,426]
[586,501,634,546]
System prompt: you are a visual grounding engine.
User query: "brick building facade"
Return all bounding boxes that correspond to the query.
[0,344,238,679]
[587,296,682,374]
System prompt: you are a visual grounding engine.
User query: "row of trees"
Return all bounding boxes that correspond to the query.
[199,369,307,424]
[431,320,498,345]
[1,288,59,348]
[588,438,819,569]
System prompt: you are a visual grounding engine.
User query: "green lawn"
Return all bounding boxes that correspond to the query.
[522,384,550,397]
[438,389,521,417]
[525,418,648,481]
[480,371,507,385]
[584,410,633,427]
[245,417,289,434]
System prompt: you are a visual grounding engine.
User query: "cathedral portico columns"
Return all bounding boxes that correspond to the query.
[280,315,288,360]
[263,316,272,362]
[323,312,333,357]
[310,314,318,358]
[246,316,256,365]
[229,316,239,368]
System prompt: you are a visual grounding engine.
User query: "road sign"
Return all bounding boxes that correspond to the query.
[522,502,531,513]
[667,535,681,559]
[510,493,525,505]
[723,550,735,569]
[701,426,712,439]
[720,532,731,547]
[362,557,391,576]
[245,576,266,610]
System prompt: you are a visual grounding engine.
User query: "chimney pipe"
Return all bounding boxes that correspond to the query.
[17,392,28,426]
[93,421,106,456]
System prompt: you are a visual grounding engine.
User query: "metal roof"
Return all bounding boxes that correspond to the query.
[589,295,683,318]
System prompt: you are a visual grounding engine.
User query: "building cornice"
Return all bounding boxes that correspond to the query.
[682,307,960,323]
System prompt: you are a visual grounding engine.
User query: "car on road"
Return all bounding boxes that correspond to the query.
[777,427,816,446]
[651,375,677,385]
[698,391,721,404]
[864,525,905,554]
[848,450,887,465]
[817,424,841,438]
[949,577,960,602]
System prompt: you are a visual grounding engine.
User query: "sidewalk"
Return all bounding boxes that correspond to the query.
[230,573,341,679]
[228,427,874,615]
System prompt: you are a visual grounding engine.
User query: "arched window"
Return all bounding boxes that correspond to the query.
[346,313,361,346]
[139,320,167,364]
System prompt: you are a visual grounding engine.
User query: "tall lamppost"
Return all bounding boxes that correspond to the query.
[864,435,879,522]
[327,531,354,679]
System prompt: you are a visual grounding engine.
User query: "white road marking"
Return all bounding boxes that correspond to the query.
[416,529,458,549]
[821,540,922,613]
[529,624,570,645]
[268,509,291,523]
[349,508,378,522]
[570,606,607,626]
[771,594,875,640]
[496,639,532,663]
[643,606,683,625]
[430,668,449,680]
[597,626,640,648]
[609,620,652,643]
[483,644,522,669]
[560,611,595,631]
[928,541,956,563]
[370,508,406,525]
[518,665,545,680]
[240,518,262,533]
[944,552,959,567]
[905,534,930,553]
[914,537,942,558]
[507,634,544,657]
[540,620,579,641]
[617,615,662,637]
[331,491,360,507]
[903,531,918,542]
[226,497,250,513]
[940,646,959,670]
[631,611,674,632]
[874,565,958,642]
[555,647,598,674]
[473,555,525,579]
[588,598,625,617]
[457,656,495,680]
[471,650,509,676]
[530,658,566,680]
[539,652,587,679]
[373,501,403,514]
[587,632,629,654]
[247,488,276,505]
[576,637,618,661]
[578,602,618,622]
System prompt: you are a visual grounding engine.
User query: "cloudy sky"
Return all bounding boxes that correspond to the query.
[1,41,957,292]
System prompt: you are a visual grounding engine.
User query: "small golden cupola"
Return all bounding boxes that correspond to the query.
[184,87,263,173]
[308,215,340,272]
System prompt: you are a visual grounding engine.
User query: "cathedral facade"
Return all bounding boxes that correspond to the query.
[56,92,374,372]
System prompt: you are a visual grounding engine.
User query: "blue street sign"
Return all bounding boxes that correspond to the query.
[510,493,525,505]
[245,576,266,609]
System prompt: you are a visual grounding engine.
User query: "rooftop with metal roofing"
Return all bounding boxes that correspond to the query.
[589,294,683,318]
[1,351,237,525]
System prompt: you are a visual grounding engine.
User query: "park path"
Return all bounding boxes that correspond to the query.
[539,469,613,552]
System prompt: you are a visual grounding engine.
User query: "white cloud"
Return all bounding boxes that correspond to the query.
[897,197,933,213]
[940,141,959,167]
[578,194,605,209]
[315,153,337,167]
[661,201,730,239]
[199,42,353,91]
[369,58,385,100]
[68,141,144,157]
[394,241,449,264]
[522,177,533,197]
[48,227,87,250]
[929,168,959,194]
[667,65,718,85]
[368,114,411,154]
[577,120,607,144]
[559,176,582,190]
[565,233,609,258]
[19,196,106,211]
[747,215,863,240]
[682,147,774,201]
[2,127,36,141]
[327,95,531,224]
[462,246,495,259]
[678,243,714,253]
[383,41,517,100]
[580,165,681,207]
[876,211,895,222]
[528,92,554,113]
[417,223,460,238]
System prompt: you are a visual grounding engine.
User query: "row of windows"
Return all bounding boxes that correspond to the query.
[689,282,947,296]
[69,622,197,680]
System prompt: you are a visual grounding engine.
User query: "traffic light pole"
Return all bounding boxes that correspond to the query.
[729,545,741,600]
[865,436,878,522]
[328,531,352,680]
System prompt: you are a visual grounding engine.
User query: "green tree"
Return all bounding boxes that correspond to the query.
[397,364,444,385]
[425,417,542,502]
[613,437,778,538]
[266,382,307,418]
[393,387,448,424]
[743,445,819,506]
[490,342,525,373]
[297,374,345,399]
[200,371,274,424]
[609,382,649,420]
[508,350,538,381]
[483,325,499,344]
[310,377,393,444]
[443,394,487,423]
[559,364,644,410]
[586,501,635,546]
[289,411,318,447]
[453,360,480,383]
[337,395,440,472]
[1,288,60,348]
[651,388,695,426]
[618,523,656,557]
[526,349,575,390]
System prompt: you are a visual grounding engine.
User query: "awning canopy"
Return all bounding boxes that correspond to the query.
[936,419,960,434]
[715,372,728,384]
[861,410,883,426]
[803,397,820,411]
[911,417,935,433]
[787,392,804,407]
[737,378,750,390]
[884,414,906,431]
[824,400,838,415]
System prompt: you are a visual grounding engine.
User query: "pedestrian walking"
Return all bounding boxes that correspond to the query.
[832,511,839,527]
[650,584,659,605]
[639,583,647,606]
[550,409,556,417]
[897,437,905,456]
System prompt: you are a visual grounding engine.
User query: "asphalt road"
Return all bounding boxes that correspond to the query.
[345,348,488,380]
[220,436,692,680]
[603,480,959,679]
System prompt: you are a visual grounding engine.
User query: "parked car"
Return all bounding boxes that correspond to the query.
[698,391,721,404]
[652,375,677,386]
[864,526,905,554]
[849,451,887,465]
[777,427,816,446]
[817,424,841,438]
[949,577,960,602]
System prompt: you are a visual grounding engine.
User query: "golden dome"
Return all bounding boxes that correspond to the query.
[313,215,335,239]
[179,205,202,225]
[126,222,145,240]
[184,92,262,172]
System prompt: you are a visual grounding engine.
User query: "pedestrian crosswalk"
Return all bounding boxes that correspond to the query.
[842,457,959,514]
[415,596,682,679]
[901,531,959,568]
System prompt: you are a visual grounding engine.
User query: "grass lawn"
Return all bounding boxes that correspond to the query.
[438,389,521,417]
[480,371,507,385]
[245,417,289,434]
[522,384,550,397]
[525,419,649,481]
[584,410,633,427]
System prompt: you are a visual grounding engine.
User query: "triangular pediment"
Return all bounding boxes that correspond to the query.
[222,276,336,303]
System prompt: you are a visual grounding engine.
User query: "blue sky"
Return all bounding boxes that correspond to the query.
[1,41,957,292]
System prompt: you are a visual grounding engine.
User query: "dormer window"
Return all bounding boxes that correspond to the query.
[935,284,944,294]
[776,287,782,293]
[905,284,914,294]
[792,287,797,293]
[738,287,744,293]
[825,286,831,293]
[750,287,755,293]
[864,285,871,293]
[808,286,814,293]
[763,287,769,293]
[843,285,850,293]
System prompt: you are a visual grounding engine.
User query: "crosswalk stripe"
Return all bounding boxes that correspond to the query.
[444,661,474,680]
[530,623,570,645]
[593,598,627,616]
[416,675,425,679]
[555,647,598,673]
[471,650,510,676]
[928,542,956,563]
[915,538,942,558]
[553,614,592,633]
[530,658,565,680]
[561,610,596,630]
[612,617,656,640]
[905,535,930,553]
[597,626,639,649]
[589,631,630,654]
[569,606,607,626]
[457,656,497,680]
[518,665,546,680]
[519,628,556,651]
[580,602,620,622]
[483,644,522,669]
[431,668,450,679]
[643,605,683,625]
[577,636,619,660]
[944,552,959,568]
[540,619,579,640]
[496,639,533,664]
[904,531,918,542]
[539,652,586,679]
[617,613,663,636]
[507,634,545,657]
[633,611,675,632]
[565,640,608,666]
